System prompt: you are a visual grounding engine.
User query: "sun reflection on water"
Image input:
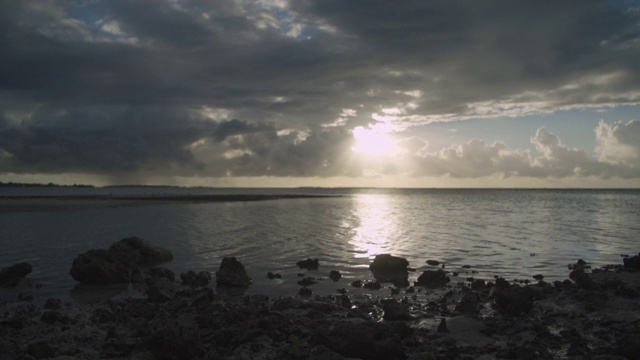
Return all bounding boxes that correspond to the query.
[350,194,399,259]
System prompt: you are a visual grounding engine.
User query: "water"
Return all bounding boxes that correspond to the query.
[1,188,639,302]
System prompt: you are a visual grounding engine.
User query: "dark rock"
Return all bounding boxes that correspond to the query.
[267,271,275,279]
[297,277,317,287]
[351,280,363,288]
[533,274,544,281]
[297,258,320,270]
[130,268,146,283]
[314,321,405,360]
[455,292,480,315]
[569,268,595,289]
[299,287,312,297]
[146,279,177,303]
[494,276,510,288]
[495,286,534,316]
[623,253,640,269]
[437,318,449,332]
[108,236,173,266]
[415,270,450,288]
[69,249,130,285]
[369,254,410,287]
[180,270,211,287]
[0,262,33,288]
[216,257,251,287]
[149,267,175,281]
[190,288,214,310]
[383,299,414,321]
[426,260,440,266]
[147,314,201,360]
[27,340,56,359]
[363,281,381,290]
[462,265,472,269]
[43,297,62,310]
[471,279,486,289]
[40,311,58,324]
[329,270,342,281]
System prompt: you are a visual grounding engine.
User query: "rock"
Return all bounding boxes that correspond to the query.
[299,287,312,297]
[426,260,440,266]
[369,254,410,287]
[383,299,414,321]
[623,253,640,269]
[149,267,175,281]
[471,279,485,290]
[43,298,62,310]
[533,274,544,281]
[147,314,201,360]
[0,262,33,288]
[40,311,58,324]
[495,286,534,316]
[437,318,449,333]
[70,238,173,285]
[69,249,130,285]
[146,278,178,303]
[108,237,173,266]
[569,268,595,289]
[314,321,405,360]
[455,292,480,315]
[415,270,450,288]
[180,270,211,287]
[363,281,381,290]
[267,271,276,279]
[297,258,319,270]
[297,277,317,287]
[329,270,342,281]
[216,257,251,287]
[351,280,363,288]
[27,340,56,359]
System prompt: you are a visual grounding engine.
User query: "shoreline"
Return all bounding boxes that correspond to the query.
[2,259,639,359]
[0,194,342,212]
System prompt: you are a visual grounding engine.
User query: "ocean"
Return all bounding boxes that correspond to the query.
[1,187,638,302]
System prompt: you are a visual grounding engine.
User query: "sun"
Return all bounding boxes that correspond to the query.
[351,126,396,156]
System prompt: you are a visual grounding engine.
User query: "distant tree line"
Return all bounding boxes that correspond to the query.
[0,182,94,188]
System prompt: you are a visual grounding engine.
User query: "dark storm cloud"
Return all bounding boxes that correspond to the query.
[0,0,639,181]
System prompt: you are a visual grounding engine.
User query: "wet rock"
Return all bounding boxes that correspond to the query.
[180,270,211,287]
[569,268,595,289]
[363,281,381,290]
[0,262,33,288]
[426,260,440,266]
[351,280,363,288]
[40,310,58,324]
[383,299,414,321]
[27,340,56,359]
[314,321,405,360]
[216,257,251,287]
[297,258,320,270]
[69,249,130,285]
[370,254,410,287]
[470,279,485,290]
[147,314,201,360]
[298,277,317,287]
[299,287,313,297]
[622,252,640,269]
[130,268,146,283]
[495,286,534,316]
[533,274,544,281]
[455,292,480,315]
[108,236,173,266]
[415,270,450,288]
[149,267,175,281]
[146,279,177,303]
[329,270,342,281]
[437,318,448,333]
[43,297,62,310]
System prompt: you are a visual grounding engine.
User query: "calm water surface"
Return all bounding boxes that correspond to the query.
[1,188,638,301]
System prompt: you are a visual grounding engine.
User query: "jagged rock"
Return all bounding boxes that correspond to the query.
[363,281,381,290]
[369,254,410,287]
[27,340,56,359]
[108,237,173,266]
[313,321,405,360]
[569,268,595,289]
[351,280,363,288]
[69,249,130,285]
[297,277,317,287]
[180,270,211,287]
[383,299,414,321]
[0,262,33,288]
[297,258,319,270]
[455,292,480,315]
[149,267,175,281]
[216,257,251,287]
[43,298,62,310]
[495,286,534,315]
[415,270,450,288]
[299,287,312,297]
[329,270,342,281]
[623,253,640,269]
[437,318,449,333]
[147,314,201,360]
[70,238,173,285]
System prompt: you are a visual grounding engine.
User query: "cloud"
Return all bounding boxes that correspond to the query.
[0,0,639,184]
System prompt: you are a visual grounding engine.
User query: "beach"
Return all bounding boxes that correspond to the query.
[1,246,639,359]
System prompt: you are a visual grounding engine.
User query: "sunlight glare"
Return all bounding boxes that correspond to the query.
[351,126,396,156]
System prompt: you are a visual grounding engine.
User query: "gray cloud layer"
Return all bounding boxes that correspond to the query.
[1,0,639,183]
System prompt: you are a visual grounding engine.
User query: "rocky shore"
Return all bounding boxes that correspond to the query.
[1,238,640,359]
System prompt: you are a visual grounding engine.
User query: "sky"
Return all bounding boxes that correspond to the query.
[1,0,640,188]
